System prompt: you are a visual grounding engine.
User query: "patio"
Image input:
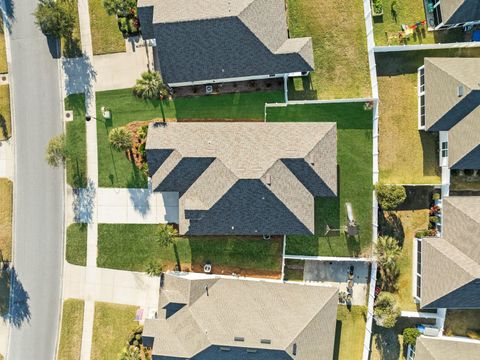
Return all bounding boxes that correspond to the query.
[304,260,370,305]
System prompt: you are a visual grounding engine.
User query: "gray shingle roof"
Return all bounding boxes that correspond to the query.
[415,336,480,360]
[143,273,338,359]
[420,196,480,309]
[137,0,314,84]
[423,58,480,169]
[440,0,480,25]
[146,122,337,236]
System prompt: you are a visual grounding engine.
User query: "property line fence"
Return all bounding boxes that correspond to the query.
[363,261,378,360]
[374,41,480,53]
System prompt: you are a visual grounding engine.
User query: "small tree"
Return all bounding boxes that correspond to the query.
[109,127,132,151]
[375,236,401,291]
[46,134,68,167]
[374,292,400,328]
[34,0,74,38]
[133,71,168,100]
[403,328,421,346]
[375,183,407,211]
[145,261,163,277]
[102,0,137,17]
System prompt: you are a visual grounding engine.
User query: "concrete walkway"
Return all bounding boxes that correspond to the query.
[0,139,13,179]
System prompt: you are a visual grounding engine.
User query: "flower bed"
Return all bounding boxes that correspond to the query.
[117,8,140,38]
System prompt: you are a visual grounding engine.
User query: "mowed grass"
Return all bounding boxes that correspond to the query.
[267,102,373,257]
[95,89,283,188]
[0,178,12,260]
[65,94,87,188]
[88,0,125,55]
[0,18,7,73]
[0,85,11,140]
[372,0,464,46]
[334,305,367,360]
[378,75,440,184]
[58,299,84,360]
[91,302,138,360]
[287,0,370,99]
[66,223,87,266]
[60,0,82,58]
[97,224,283,274]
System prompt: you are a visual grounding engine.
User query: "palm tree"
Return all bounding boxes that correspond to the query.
[375,236,401,291]
[145,261,163,277]
[133,71,168,100]
[157,224,181,270]
[109,127,132,152]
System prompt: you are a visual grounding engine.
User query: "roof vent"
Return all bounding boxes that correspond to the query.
[234,336,245,342]
[260,339,271,344]
[293,343,297,356]
[457,85,464,97]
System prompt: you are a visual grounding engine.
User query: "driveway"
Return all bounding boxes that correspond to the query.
[304,260,370,305]
[6,0,64,358]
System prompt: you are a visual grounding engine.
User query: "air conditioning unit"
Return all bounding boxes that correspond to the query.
[206,85,213,94]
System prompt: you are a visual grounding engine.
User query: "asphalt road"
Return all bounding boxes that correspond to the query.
[7,0,64,359]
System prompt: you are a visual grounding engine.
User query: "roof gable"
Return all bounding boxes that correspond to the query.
[416,336,480,360]
[441,0,480,25]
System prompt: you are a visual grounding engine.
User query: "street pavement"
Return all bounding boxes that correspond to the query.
[7,0,64,359]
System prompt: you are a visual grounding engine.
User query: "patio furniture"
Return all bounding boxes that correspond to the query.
[345,202,359,236]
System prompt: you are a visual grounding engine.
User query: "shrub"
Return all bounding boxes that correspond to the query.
[463,169,474,176]
[145,261,163,277]
[415,229,430,238]
[34,0,74,38]
[373,0,383,14]
[45,134,68,167]
[137,125,148,140]
[109,127,132,151]
[467,329,480,340]
[103,0,136,17]
[432,193,441,201]
[374,292,400,328]
[403,328,421,346]
[375,183,406,211]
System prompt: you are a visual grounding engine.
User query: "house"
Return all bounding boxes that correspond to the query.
[146,122,337,236]
[142,272,339,360]
[417,58,480,190]
[413,196,480,309]
[137,0,314,87]
[410,336,480,359]
[425,0,480,30]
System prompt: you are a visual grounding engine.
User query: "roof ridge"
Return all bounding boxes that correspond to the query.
[433,237,479,278]
[427,58,476,90]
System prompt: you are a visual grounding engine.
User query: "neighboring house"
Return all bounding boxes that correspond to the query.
[408,336,480,360]
[143,272,338,360]
[425,0,480,30]
[146,122,337,236]
[417,58,480,190]
[413,196,480,309]
[137,0,314,87]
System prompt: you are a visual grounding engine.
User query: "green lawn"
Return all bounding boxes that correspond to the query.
[88,0,125,55]
[0,18,7,74]
[60,0,82,58]
[65,94,87,188]
[91,302,138,360]
[334,305,367,360]
[284,259,305,281]
[66,223,87,266]
[376,48,480,184]
[0,178,12,260]
[266,102,373,257]
[372,0,464,46]
[95,89,283,188]
[287,0,370,99]
[0,85,11,140]
[97,224,283,275]
[58,299,84,360]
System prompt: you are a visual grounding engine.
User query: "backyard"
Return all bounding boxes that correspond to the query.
[287,0,371,99]
[372,0,464,46]
[91,302,138,360]
[58,299,84,360]
[444,310,480,338]
[88,0,126,55]
[0,85,11,140]
[334,305,367,360]
[95,89,283,188]
[97,224,283,278]
[0,178,12,260]
[0,18,7,74]
[376,48,480,184]
[266,102,373,257]
[66,223,87,266]
[65,94,87,188]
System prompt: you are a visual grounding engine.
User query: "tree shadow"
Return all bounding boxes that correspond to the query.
[420,131,440,179]
[73,179,96,223]
[126,158,148,188]
[378,211,405,245]
[62,54,97,97]
[287,75,318,100]
[2,268,31,328]
[62,35,82,59]
[127,188,151,215]
[1,0,15,33]
[72,157,87,189]
[0,114,8,139]
[373,325,401,360]
[333,320,342,360]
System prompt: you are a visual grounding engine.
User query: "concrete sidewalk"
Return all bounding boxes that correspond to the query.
[0,139,14,179]
[63,263,160,309]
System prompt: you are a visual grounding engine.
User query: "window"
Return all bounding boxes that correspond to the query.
[419,68,425,93]
[415,239,422,299]
[433,4,443,26]
[418,67,426,128]
[441,141,448,158]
